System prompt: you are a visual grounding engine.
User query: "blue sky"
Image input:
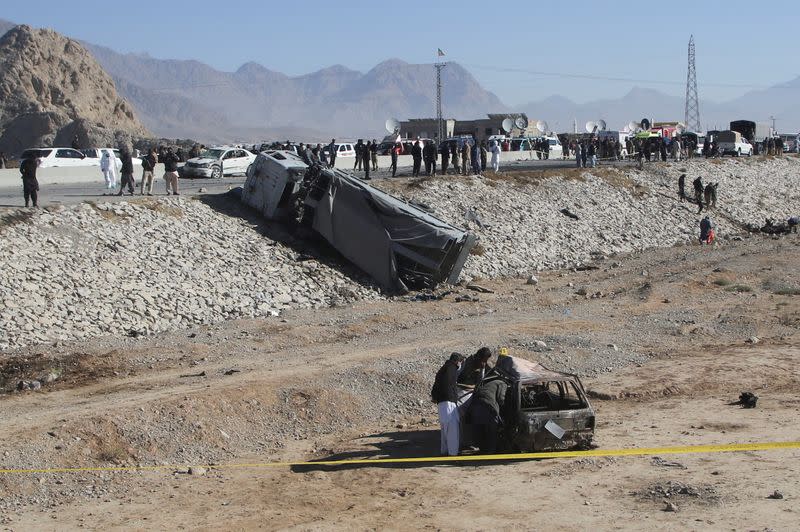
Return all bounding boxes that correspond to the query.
[3,0,797,105]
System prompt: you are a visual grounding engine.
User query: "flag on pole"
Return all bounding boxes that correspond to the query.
[437,48,445,57]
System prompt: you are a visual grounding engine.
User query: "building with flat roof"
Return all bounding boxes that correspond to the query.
[399,114,536,142]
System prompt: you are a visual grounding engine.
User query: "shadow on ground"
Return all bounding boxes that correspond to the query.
[290,429,532,472]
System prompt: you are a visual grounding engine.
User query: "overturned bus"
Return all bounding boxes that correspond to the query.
[459,356,596,452]
[241,151,476,292]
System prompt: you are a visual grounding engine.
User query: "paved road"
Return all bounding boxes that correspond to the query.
[0,176,248,208]
[0,158,634,209]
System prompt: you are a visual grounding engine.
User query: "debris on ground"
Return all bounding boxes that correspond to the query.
[465,283,494,294]
[560,208,580,220]
[730,391,758,408]
[651,457,687,469]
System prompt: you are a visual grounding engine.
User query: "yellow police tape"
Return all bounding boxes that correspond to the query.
[1,441,799,475]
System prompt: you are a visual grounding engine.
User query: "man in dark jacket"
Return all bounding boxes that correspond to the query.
[362,141,372,179]
[327,139,337,168]
[20,157,40,207]
[117,149,135,196]
[468,376,509,453]
[458,347,493,386]
[431,353,464,456]
[354,140,364,170]
[162,148,180,195]
[140,149,158,196]
[693,176,704,213]
[678,174,686,202]
[411,140,423,177]
[440,142,450,175]
[370,139,378,171]
[390,143,400,177]
[423,140,437,176]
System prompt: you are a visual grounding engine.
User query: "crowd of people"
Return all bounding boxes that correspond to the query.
[8,129,798,208]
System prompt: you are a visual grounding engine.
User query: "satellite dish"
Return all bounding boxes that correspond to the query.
[676,122,686,134]
[597,119,607,131]
[535,120,548,134]
[628,121,640,132]
[515,116,528,130]
[501,118,514,133]
[585,121,598,134]
[640,118,651,130]
[385,118,400,134]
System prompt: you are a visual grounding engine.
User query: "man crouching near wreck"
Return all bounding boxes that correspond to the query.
[431,353,465,456]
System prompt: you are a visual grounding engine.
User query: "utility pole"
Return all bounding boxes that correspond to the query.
[769,115,777,135]
[684,35,701,132]
[435,49,446,143]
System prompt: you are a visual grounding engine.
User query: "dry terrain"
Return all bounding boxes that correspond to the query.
[1,231,799,530]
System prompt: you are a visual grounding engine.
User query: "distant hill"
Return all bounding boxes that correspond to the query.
[0,25,149,155]
[85,43,507,142]
[520,84,800,134]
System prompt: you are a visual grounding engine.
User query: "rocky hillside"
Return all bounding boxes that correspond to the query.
[0,25,150,155]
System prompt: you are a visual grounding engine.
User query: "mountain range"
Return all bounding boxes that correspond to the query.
[1,17,798,142]
[84,43,506,142]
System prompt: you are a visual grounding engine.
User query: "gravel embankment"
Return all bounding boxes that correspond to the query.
[379,157,800,278]
[1,157,798,351]
[0,199,379,350]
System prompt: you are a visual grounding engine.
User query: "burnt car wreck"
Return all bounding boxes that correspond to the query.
[459,356,596,452]
[241,151,476,291]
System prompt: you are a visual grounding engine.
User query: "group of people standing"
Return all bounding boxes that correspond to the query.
[99,148,180,196]
[409,138,501,178]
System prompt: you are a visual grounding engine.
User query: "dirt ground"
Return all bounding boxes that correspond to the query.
[1,233,799,531]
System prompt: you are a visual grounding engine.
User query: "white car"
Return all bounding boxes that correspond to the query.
[327,143,356,158]
[80,148,142,168]
[182,147,256,178]
[19,147,89,167]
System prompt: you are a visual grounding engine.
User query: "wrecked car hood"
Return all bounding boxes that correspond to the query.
[494,356,572,383]
[187,157,218,165]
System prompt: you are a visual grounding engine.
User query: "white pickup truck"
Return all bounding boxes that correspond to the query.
[717,130,753,157]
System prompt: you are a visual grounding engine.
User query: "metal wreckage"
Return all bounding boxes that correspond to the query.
[241,151,476,292]
[465,356,595,451]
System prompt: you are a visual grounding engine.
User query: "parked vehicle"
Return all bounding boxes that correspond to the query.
[509,136,563,159]
[19,147,87,167]
[182,147,256,178]
[717,130,753,156]
[324,142,356,160]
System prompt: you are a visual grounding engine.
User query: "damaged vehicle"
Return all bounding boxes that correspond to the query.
[460,356,596,452]
[183,146,256,179]
[241,151,475,291]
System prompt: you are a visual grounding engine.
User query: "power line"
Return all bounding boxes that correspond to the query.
[685,35,701,132]
[463,63,798,91]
